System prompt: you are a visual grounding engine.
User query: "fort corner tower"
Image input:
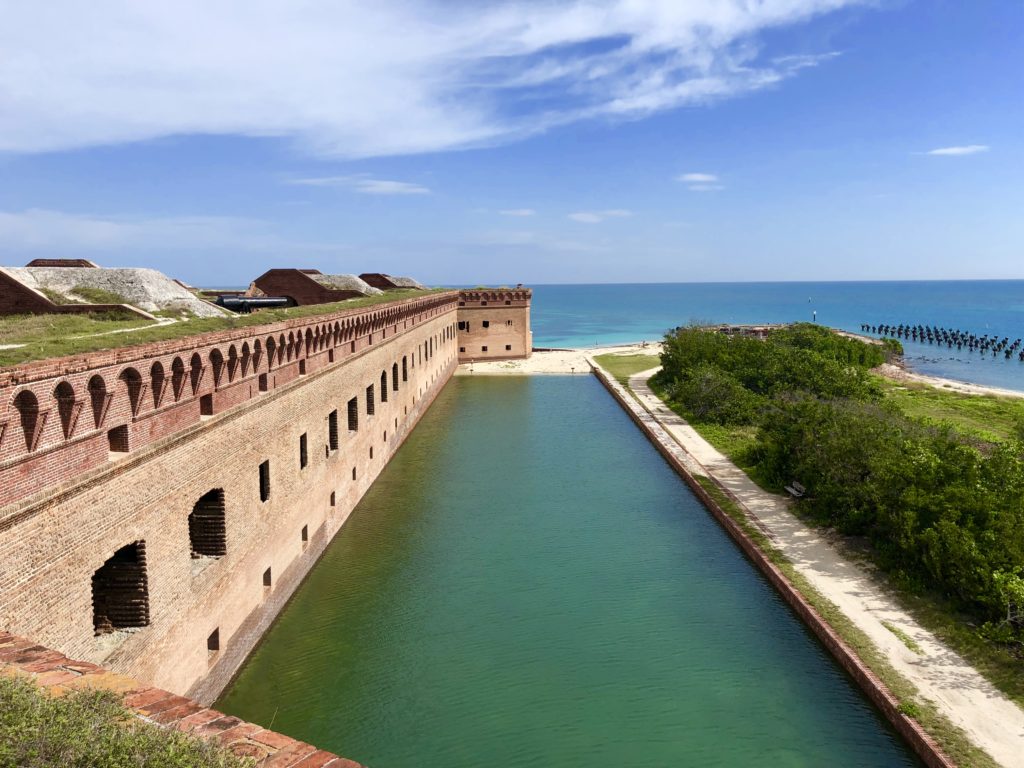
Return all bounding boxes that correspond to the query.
[456,287,532,362]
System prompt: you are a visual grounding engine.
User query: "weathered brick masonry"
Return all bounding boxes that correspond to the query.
[456,288,532,362]
[0,290,461,701]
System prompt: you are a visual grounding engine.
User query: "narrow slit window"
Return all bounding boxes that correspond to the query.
[328,410,339,450]
[348,397,358,431]
[263,567,272,587]
[380,371,388,403]
[299,433,308,469]
[259,460,271,502]
[207,628,220,653]
[366,384,375,415]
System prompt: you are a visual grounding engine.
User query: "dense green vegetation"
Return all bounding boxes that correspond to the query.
[0,288,446,367]
[0,674,251,768]
[656,324,1024,646]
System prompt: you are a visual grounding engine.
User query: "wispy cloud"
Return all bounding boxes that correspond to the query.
[677,172,724,191]
[677,173,718,183]
[568,209,633,224]
[499,208,536,217]
[0,1,866,158]
[924,145,990,156]
[289,175,430,194]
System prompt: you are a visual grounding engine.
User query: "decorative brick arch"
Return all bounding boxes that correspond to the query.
[53,380,82,440]
[150,361,167,409]
[13,389,46,453]
[227,345,239,382]
[209,349,225,388]
[88,374,112,427]
[170,358,186,401]
[117,368,146,418]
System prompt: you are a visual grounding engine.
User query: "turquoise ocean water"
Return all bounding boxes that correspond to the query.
[530,281,1024,391]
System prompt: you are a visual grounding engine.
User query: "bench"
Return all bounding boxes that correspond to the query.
[784,481,806,499]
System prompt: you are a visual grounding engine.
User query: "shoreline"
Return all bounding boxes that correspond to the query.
[459,342,1024,399]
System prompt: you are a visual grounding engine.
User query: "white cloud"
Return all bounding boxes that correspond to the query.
[925,145,990,156]
[290,175,430,194]
[677,173,718,183]
[0,1,864,158]
[568,209,633,224]
[499,209,536,217]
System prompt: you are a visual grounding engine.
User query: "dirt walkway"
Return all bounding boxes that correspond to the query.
[614,364,1024,768]
[876,362,1024,400]
[455,343,662,375]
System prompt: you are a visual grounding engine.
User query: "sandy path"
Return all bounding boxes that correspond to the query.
[615,364,1024,768]
[455,343,662,376]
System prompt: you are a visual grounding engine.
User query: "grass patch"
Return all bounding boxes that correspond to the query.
[592,352,660,386]
[71,286,132,305]
[876,375,1024,443]
[0,673,253,767]
[881,621,923,654]
[692,475,999,768]
[0,289,446,368]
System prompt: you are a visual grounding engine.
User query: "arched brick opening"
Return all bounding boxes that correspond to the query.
[227,345,239,382]
[189,353,204,395]
[118,368,144,417]
[210,349,225,388]
[88,375,109,427]
[170,358,186,401]
[92,541,150,635]
[265,337,276,370]
[150,362,166,408]
[14,390,43,451]
[53,381,78,439]
[189,489,227,558]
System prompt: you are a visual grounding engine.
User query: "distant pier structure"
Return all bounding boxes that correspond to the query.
[863,322,1024,362]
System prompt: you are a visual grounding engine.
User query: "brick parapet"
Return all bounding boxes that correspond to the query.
[0,630,363,767]
[0,291,458,507]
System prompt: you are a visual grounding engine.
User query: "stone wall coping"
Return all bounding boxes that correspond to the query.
[0,630,363,768]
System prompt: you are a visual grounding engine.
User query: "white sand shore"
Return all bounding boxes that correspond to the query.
[455,342,662,376]
[877,362,1024,399]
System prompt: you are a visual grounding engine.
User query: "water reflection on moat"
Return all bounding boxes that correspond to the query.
[218,376,918,767]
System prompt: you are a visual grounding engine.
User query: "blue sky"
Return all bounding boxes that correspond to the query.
[1,0,1021,286]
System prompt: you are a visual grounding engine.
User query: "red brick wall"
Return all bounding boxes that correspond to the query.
[0,305,460,702]
[0,271,58,315]
[456,288,532,361]
[1,292,458,508]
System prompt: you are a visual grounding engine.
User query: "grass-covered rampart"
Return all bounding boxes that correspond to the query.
[646,323,1024,703]
[0,674,252,768]
[0,288,449,368]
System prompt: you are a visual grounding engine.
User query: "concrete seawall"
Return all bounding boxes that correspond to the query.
[588,360,956,768]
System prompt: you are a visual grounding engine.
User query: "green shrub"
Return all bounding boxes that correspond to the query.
[0,674,253,768]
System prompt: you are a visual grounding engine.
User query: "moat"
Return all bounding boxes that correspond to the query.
[218,376,917,767]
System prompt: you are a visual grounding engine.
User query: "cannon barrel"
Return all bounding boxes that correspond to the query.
[216,295,292,313]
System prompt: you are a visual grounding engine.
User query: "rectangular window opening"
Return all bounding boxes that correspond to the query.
[207,628,220,654]
[199,394,214,416]
[258,373,269,392]
[348,397,358,431]
[107,425,129,453]
[263,567,272,588]
[506,345,512,351]
[301,525,309,547]
[482,320,490,328]
[366,384,375,415]
[299,433,308,469]
[330,491,336,507]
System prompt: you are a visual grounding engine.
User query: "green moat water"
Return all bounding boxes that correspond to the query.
[218,376,917,767]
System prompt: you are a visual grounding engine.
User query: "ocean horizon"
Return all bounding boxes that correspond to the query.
[527,279,1024,391]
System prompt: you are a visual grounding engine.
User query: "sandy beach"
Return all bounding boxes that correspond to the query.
[455,342,663,375]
